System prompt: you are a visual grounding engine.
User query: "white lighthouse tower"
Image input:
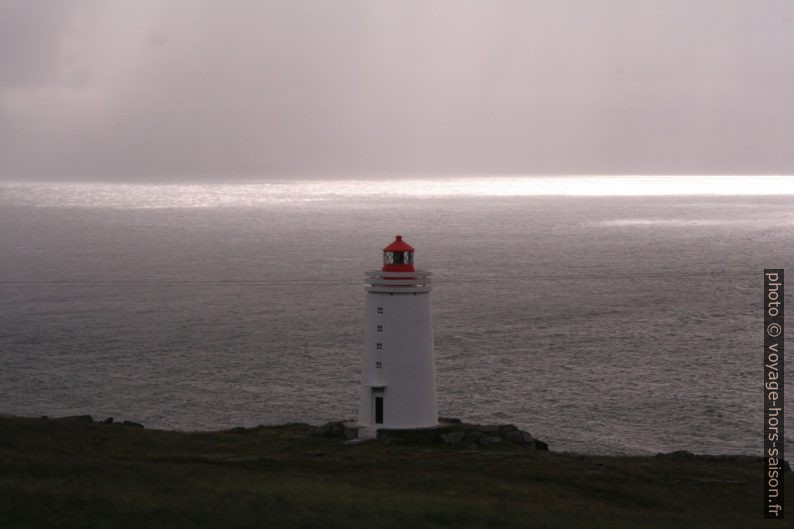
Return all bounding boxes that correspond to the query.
[358,235,438,430]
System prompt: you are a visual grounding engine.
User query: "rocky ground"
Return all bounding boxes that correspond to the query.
[0,414,789,528]
[311,417,550,450]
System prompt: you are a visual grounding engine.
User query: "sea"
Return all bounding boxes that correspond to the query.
[1,176,792,455]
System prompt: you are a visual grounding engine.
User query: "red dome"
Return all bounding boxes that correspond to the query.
[382,235,415,273]
[383,235,414,252]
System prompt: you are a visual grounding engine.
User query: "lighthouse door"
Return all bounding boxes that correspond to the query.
[374,396,384,424]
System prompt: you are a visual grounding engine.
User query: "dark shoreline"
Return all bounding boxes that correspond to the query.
[1,413,790,528]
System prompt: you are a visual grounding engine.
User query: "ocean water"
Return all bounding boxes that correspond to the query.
[0,178,792,455]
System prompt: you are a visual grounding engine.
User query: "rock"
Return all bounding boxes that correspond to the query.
[519,431,534,444]
[310,425,327,437]
[312,423,328,436]
[439,431,466,445]
[466,431,483,443]
[504,430,524,444]
[478,425,501,433]
[121,421,144,428]
[102,417,114,424]
[305,450,324,457]
[306,419,550,452]
[503,430,548,450]
[357,426,378,440]
[56,415,93,423]
[477,435,502,446]
[227,426,249,434]
[378,427,443,444]
[342,424,358,440]
[312,421,346,438]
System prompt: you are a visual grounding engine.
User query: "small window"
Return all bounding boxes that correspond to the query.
[377,307,384,314]
[375,361,382,369]
[377,325,383,332]
[376,343,382,350]
[384,251,413,265]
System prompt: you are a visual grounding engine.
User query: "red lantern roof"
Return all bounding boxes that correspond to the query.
[383,235,414,252]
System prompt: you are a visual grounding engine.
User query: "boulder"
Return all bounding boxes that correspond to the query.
[227,426,250,434]
[477,435,502,446]
[307,419,550,452]
[312,421,348,438]
[533,439,549,451]
[310,425,327,437]
[504,430,524,444]
[342,424,359,440]
[439,431,466,445]
[478,425,501,433]
[519,431,534,444]
[378,427,443,444]
[465,431,483,443]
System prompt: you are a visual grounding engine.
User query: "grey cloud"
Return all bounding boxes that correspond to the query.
[1,0,793,180]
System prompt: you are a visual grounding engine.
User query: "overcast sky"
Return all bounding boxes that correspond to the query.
[1,0,793,180]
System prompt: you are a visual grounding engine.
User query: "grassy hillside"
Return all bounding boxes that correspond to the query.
[0,415,787,528]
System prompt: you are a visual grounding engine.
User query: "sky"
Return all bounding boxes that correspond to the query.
[1,0,793,181]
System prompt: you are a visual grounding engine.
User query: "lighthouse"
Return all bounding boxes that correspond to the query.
[358,235,438,430]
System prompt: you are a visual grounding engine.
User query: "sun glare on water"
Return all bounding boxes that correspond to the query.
[1,176,792,209]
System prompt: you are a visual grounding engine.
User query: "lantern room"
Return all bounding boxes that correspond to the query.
[382,235,415,272]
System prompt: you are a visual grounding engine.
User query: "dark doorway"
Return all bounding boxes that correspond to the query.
[375,396,383,424]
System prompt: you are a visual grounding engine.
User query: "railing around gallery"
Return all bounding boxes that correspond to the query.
[364,270,432,292]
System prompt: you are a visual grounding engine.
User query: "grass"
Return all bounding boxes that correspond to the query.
[0,415,787,528]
